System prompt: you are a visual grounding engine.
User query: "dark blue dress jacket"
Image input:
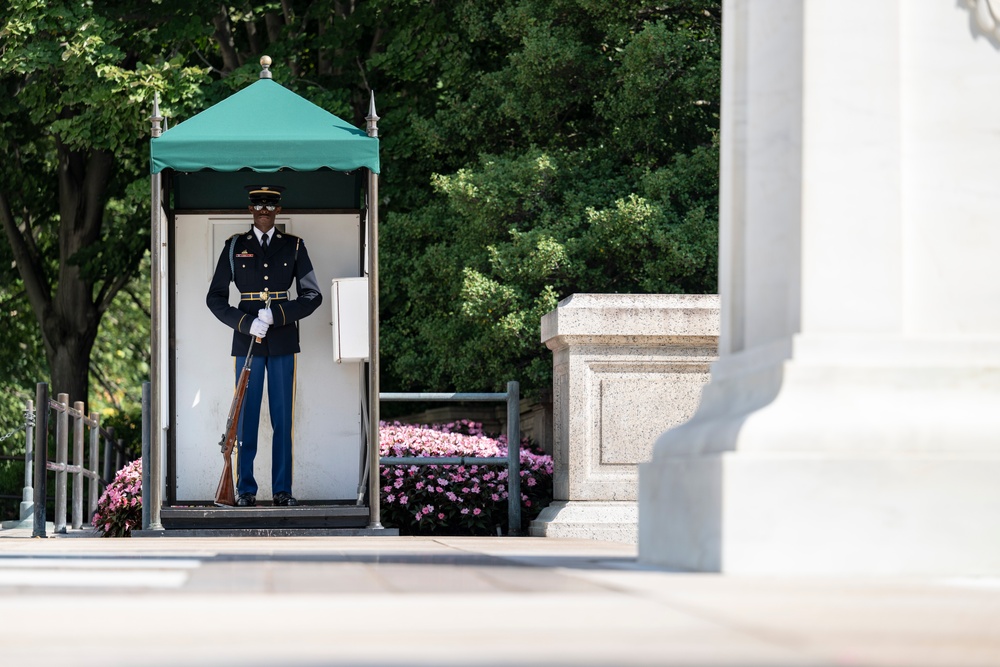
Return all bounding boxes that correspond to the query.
[206,227,323,357]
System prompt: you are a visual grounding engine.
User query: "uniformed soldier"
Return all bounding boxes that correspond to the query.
[206,185,323,507]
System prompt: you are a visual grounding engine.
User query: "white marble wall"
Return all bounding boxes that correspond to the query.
[530,294,718,543]
[639,0,1000,574]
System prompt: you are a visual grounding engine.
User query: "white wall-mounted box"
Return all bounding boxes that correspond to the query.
[332,277,369,362]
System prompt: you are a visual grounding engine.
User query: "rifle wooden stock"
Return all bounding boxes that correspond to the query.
[214,340,256,507]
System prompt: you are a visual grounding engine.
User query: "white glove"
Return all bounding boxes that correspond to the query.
[249,318,270,338]
[258,307,274,325]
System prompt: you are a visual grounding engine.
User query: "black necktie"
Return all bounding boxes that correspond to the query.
[261,233,269,253]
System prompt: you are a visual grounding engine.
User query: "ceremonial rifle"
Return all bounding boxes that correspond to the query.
[214,296,270,507]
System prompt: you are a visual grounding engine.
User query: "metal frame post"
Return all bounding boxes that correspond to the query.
[365,92,382,529]
[20,399,34,521]
[88,411,100,517]
[32,383,48,538]
[148,95,165,531]
[54,393,68,534]
[506,381,522,536]
[141,381,151,530]
[72,401,84,529]
[103,427,114,487]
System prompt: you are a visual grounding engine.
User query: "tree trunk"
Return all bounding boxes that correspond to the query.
[46,145,111,406]
[1,142,113,410]
[212,4,241,72]
[47,334,96,408]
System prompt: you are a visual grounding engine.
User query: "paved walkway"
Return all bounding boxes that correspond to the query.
[1,525,999,667]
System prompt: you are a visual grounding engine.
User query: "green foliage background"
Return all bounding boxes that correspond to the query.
[0,0,721,437]
[378,0,721,397]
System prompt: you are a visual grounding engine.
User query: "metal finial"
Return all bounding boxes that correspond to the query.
[260,55,273,79]
[150,92,164,138]
[365,91,380,138]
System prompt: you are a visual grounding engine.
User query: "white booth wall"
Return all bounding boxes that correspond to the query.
[172,213,364,503]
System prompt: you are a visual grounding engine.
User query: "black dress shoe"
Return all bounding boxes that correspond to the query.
[273,492,297,507]
[236,493,256,507]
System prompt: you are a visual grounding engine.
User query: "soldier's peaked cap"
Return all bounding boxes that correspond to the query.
[245,185,285,204]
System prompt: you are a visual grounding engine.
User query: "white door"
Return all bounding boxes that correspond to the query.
[173,213,364,503]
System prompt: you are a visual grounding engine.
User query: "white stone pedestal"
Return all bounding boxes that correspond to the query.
[530,294,718,543]
[639,1,1000,574]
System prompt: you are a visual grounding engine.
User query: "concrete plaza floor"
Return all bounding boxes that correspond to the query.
[1,525,999,667]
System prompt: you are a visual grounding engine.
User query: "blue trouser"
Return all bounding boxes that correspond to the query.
[236,354,295,496]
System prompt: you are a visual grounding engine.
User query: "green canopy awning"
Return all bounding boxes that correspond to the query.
[150,79,379,174]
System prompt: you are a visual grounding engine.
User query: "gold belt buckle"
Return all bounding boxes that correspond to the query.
[259,290,268,300]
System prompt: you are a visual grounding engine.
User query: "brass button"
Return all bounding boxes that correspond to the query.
[264,276,269,281]
[264,263,268,268]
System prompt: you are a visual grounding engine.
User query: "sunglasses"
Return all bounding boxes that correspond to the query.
[251,204,277,211]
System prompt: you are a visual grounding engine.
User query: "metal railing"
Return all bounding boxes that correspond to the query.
[379,381,522,536]
[28,382,131,537]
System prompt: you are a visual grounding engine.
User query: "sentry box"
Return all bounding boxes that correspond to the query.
[146,58,385,532]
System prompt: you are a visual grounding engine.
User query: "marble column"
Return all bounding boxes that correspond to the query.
[530,294,718,543]
[639,0,1000,574]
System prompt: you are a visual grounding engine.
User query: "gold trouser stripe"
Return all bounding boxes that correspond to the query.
[290,354,297,486]
[233,356,240,489]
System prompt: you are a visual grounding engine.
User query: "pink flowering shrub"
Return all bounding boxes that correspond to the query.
[380,420,553,535]
[92,459,142,537]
